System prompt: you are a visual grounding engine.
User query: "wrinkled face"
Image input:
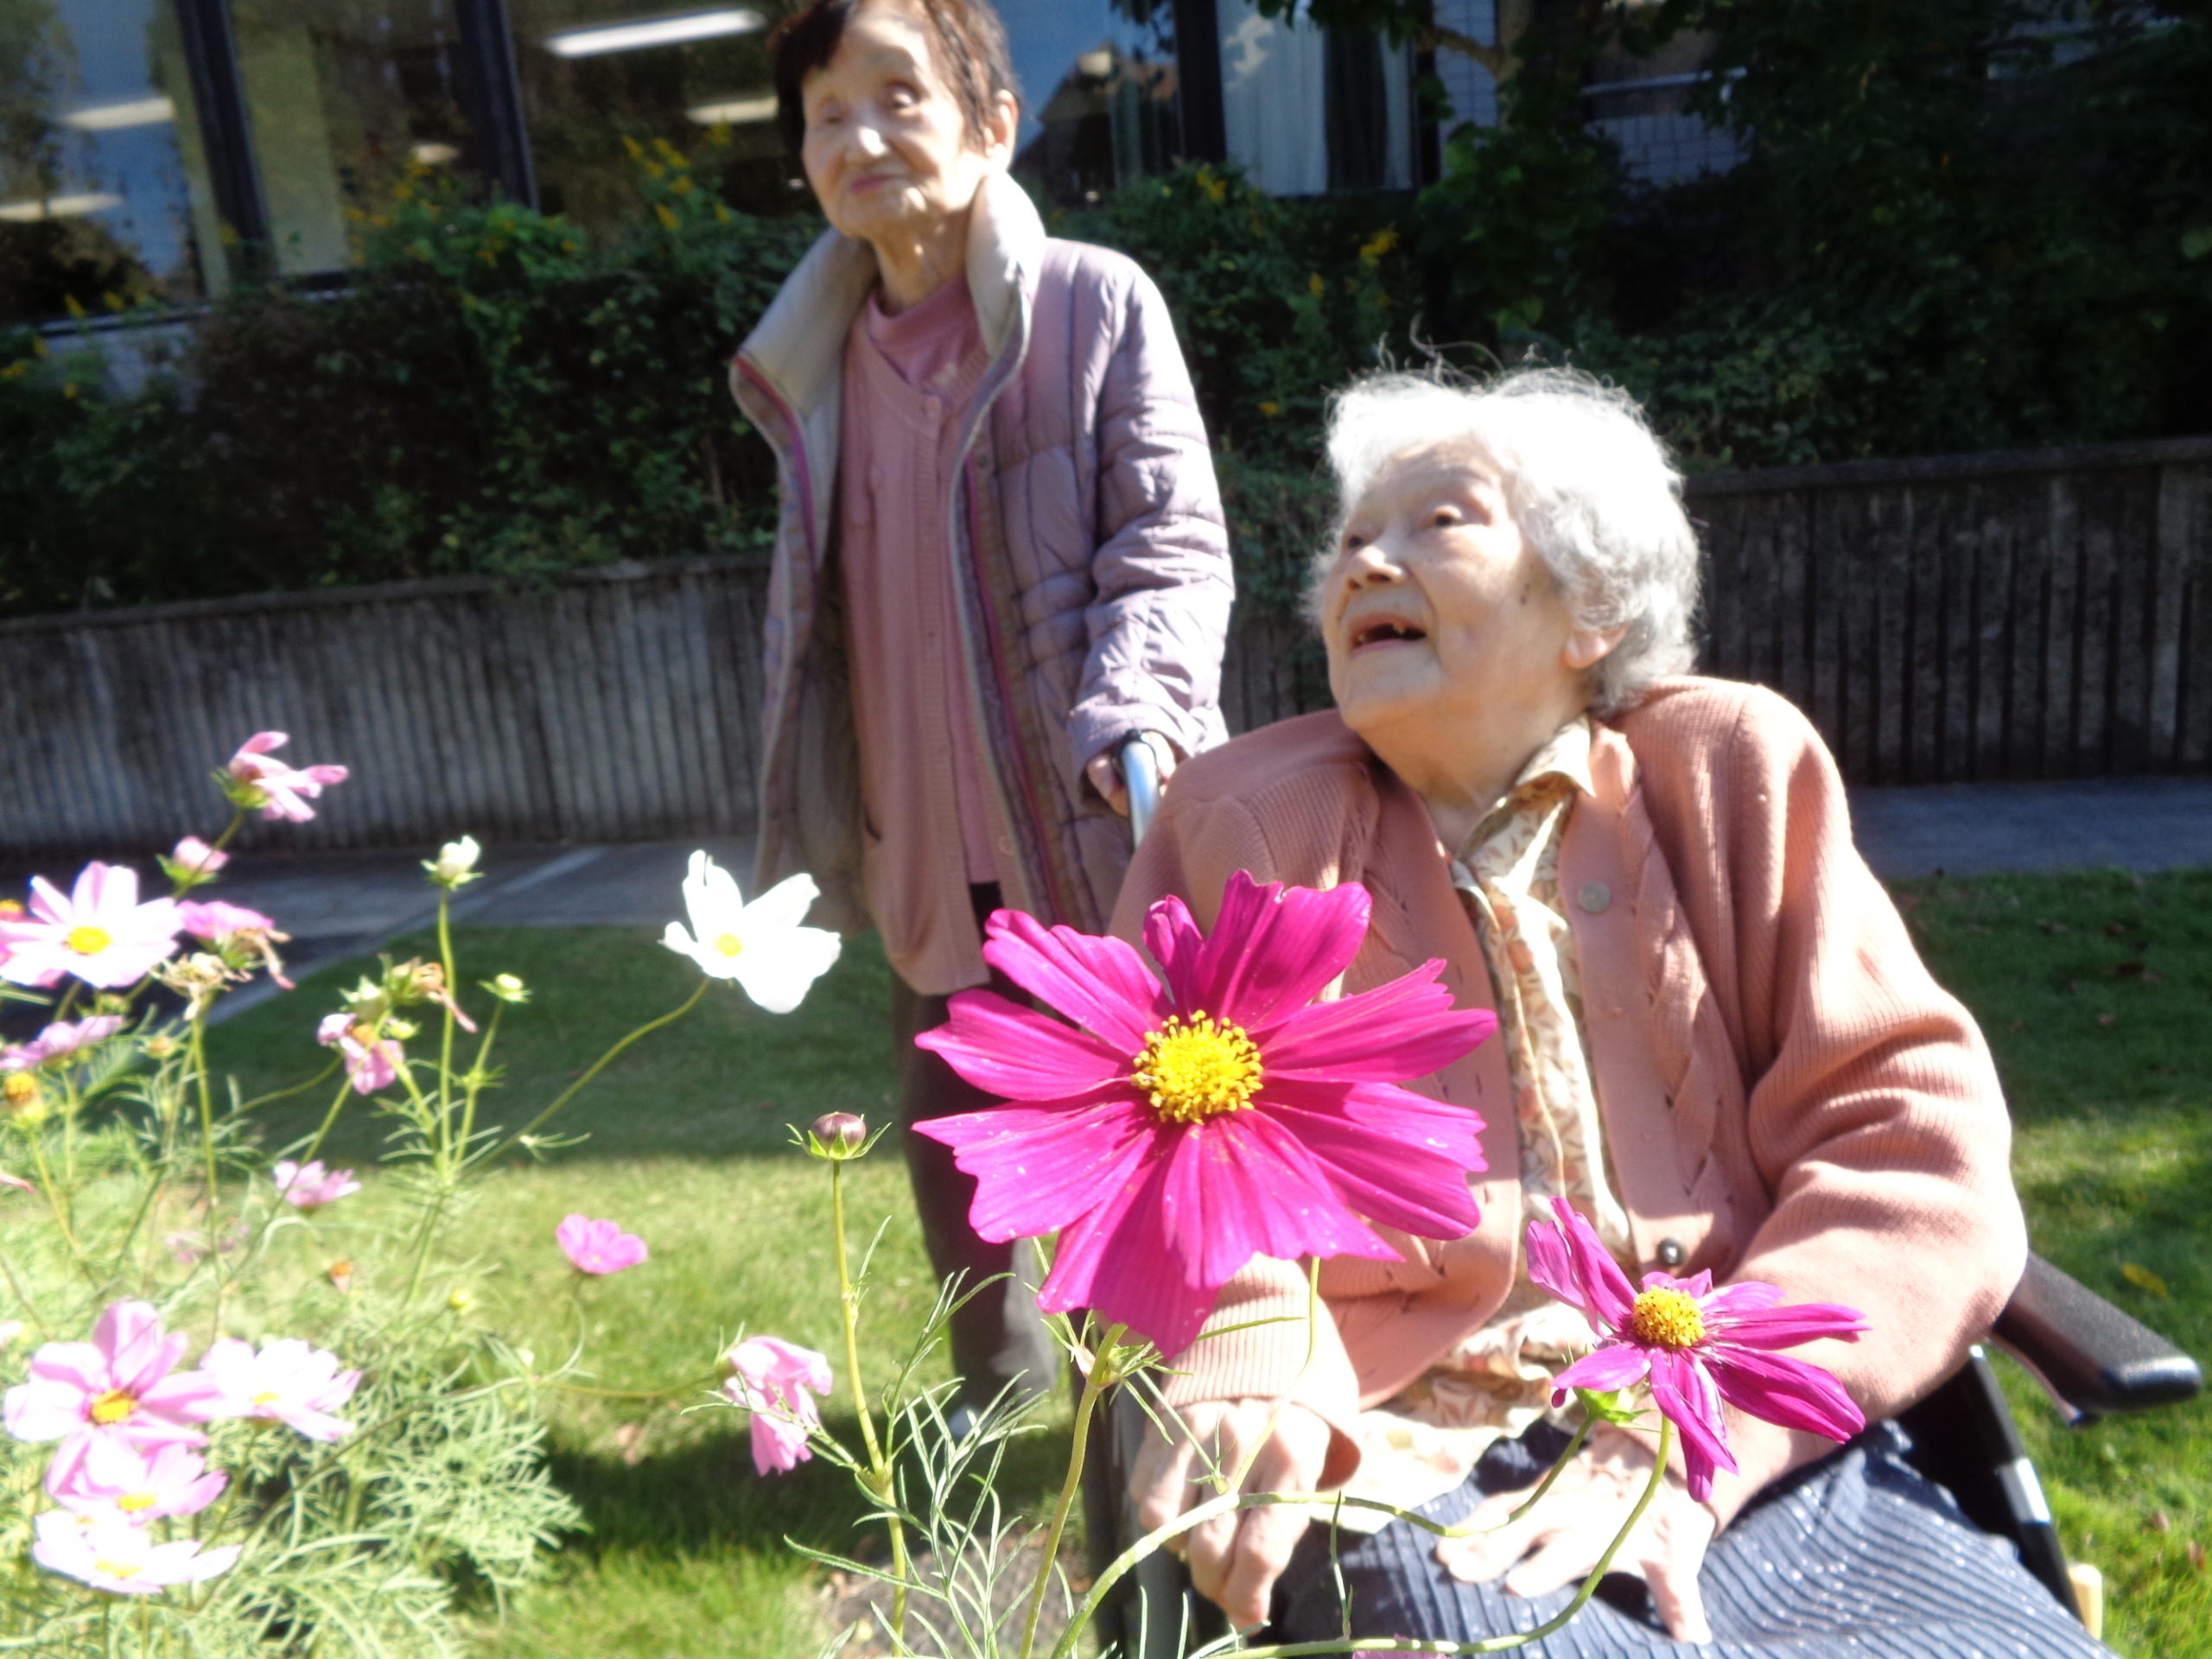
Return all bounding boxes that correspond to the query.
[798,0,1008,250]
[1318,439,1590,740]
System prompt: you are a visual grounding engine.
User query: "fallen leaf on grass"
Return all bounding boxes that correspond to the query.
[2098,1014,2116,1027]
[2148,1510,2172,1534]
[2190,1540,2206,1573]
[2120,1262,2171,1299]
[2105,923,2131,938]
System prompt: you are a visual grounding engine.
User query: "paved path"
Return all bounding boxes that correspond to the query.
[9,778,2212,1022]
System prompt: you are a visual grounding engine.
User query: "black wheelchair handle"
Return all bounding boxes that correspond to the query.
[1994,1252,2203,1421]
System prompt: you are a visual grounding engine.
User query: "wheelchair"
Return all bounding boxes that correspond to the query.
[1077,1251,2204,1656]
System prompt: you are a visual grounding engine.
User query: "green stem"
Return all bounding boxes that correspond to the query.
[456,1003,504,1169]
[435,891,457,1174]
[0,1242,51,1338]
[233,1058,341,1116]
[190,1013,219,1205]
[486,978,707,1161]
[296,1071,360,1177]
[26,1132,93,1281]
[830,1158,909,1638]
[1046,1418,1676,1659]
[1018,1335,1107,1659]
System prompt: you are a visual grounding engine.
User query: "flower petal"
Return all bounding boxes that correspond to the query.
[912,989,1126,1100]
[920,1100,1162,1241]
[980,910,1166,1052]
[1647,1349,1737,1502]
[1040,1154,1218,1356]
[1262,963,1497,1081]
[1179,874,1372,1030]
[1524,1218,1586,1315]
[1548,1197,1637,1332]
[738,871,822,936]
[1711,1302,1872,1351]
[1190,1114,1403,1287]
[1707,1345,1867,1443]
[1551,1341,1653,1399]
[1256,1084,1484,1241]
[730,925,842,1014]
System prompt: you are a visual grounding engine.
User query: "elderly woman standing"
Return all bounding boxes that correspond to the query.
[1116,369,2108,1655]
[733,0,1232,1410]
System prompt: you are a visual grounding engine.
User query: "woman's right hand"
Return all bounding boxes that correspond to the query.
[1128,1397,1334,1630]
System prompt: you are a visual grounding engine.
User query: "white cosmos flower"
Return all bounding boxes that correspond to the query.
[661,853,840,1014]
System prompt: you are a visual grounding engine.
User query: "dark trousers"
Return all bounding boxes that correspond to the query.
[888,884,1052,1408]
[1272,1421,2113,1656]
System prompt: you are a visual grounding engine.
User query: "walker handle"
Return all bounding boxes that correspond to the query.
[1116,733,1163,847]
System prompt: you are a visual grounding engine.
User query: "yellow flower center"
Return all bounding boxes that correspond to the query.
[252,1390,283,1408]
[1132,1014,1264,1126]
[714,931,744,958]
[94,1557,143,1580]
[88,1387,137,1426]
[1628,1287,1707,1350]
[67,925,112,956]
[117,1491,156,1514]
[3,1073,37,1105]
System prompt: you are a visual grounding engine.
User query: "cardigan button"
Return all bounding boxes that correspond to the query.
[1656,1237,1688,1269]
[1576,881,1611,914]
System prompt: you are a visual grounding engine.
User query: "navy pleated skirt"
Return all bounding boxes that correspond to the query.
[1272,1422,2115,1657]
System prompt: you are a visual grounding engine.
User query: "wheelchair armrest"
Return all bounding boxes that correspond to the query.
[1993,1253,2202,1421]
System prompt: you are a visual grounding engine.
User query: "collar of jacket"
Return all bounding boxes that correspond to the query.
[732,172,1047,560]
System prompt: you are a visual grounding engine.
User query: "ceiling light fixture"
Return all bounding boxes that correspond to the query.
[0,191,124,222]
[684,93,777,124]
[60,96,175,131]
[546,9,763,57]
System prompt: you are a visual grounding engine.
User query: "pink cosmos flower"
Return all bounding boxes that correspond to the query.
[271,1159,362,1211]
[226,731,349,823]
[2,1301,220,1456]
[0,864,181,990]
[317,1012,404,1094]
[1527,1196,1871,1501]
[178,899,276,941]
[192,1337,360,1441]
[1,1015,124,1072]
[168,836,228,877]
[556,1214,649,1276]
[914,874,1498,1356]
[724,1336,832,1475]
[47,1434,227,1523]
[31,1509,239,1595]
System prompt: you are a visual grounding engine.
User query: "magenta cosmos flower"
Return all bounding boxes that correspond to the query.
[724,1335,833,1475]
[2,1015,124,1072]
[32,1510,239,1595]
[0,864,181,990]
[556,1214,649,1275]
[193,1338,360,1441]
[914,874,1497,1356]
[272,1159,362,1211]
[48,1434,227,1524]
[1528,1196,1870,1500]
[317,1012,404,1094]
[227,731,349,823]
[3,1301,220,1457]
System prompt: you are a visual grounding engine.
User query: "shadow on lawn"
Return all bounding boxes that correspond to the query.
[545,1414,1083,1563]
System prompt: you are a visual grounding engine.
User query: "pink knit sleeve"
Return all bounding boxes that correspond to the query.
[1686,689,2028,1527]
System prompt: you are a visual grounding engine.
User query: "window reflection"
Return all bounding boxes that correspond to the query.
[507,0,792,231]
[1000,0,1177,204]
[227,0,474,276]
[1217,0,1409,195]
[0,0,225,322]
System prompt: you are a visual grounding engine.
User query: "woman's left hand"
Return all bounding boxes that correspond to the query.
[1086,732,1179,816]
[1433,1426,1717,1643]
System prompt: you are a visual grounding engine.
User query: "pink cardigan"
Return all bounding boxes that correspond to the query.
[1109,678,2028,1527]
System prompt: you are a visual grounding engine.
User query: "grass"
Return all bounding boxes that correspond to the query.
[190,872,2212,1657]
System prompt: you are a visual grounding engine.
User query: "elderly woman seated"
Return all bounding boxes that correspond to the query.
[1115,369,2110,1655]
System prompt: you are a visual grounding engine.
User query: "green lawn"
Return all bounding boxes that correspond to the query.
[194,871,2212,1657]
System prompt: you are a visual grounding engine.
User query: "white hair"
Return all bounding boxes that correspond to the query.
[1315,366,1701,715]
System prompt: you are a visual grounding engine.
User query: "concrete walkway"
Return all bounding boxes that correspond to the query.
[8,776,2211,1021]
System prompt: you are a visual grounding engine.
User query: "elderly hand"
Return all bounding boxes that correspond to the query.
[1433,1427,1716,1642]
[1130,1397,1332,1630]
[1086,732,1179,817]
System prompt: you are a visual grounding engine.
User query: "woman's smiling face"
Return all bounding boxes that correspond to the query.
[1319,438,1597,747]
[798,0,1009,251]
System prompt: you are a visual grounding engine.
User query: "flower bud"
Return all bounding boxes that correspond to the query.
[448,1287,475,1314]
[3,1071,49,1125]
[809,1111,868,1160]
[327,1261,354,1294]
[161,836,229,888]
[143,1033,181,1061]
[482,972,531,1004]
[424,835,484,889]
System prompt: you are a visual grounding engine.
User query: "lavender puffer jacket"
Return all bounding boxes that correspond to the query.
[730,174,1234,955]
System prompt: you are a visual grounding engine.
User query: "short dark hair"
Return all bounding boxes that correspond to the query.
[770,0,1020,157]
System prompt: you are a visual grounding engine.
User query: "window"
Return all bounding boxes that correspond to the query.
[1215,0,1410,195]
[1001,0,1179,204]
[1,0,230,319]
